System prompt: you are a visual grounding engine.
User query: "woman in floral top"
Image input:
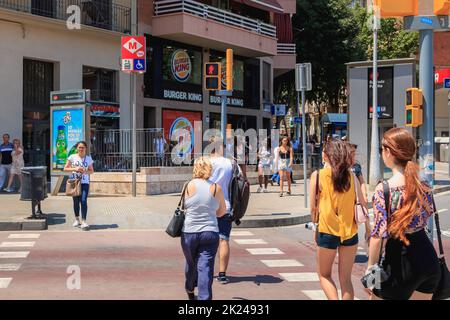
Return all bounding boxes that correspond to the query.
[366,128,440,300]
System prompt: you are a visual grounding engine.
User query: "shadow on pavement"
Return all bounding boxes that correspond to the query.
[355,254,368,264]
[227,275,283,285]
[46,213,67,225]
[89,224,119,230]
[435,180,450,185]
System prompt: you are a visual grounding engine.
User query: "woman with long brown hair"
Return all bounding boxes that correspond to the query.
[310,138,366,300]
[366,128,440,300]
[275,136,293,197]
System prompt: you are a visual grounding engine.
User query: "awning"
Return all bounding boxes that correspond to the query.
[321,113,347,124]
[232,0,284,13]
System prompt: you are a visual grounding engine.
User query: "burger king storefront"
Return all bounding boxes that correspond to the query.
[142,36,266,140]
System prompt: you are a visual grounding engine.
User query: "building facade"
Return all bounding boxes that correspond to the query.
[0,0,133,169]
[136,0,296,142]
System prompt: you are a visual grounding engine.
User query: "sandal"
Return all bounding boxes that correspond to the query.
[279,192,284,197]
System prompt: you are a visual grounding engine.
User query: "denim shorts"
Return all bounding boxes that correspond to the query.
[316,232,359,250]
[217,213,233,241]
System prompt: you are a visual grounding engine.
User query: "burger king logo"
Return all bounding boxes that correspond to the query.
[171,50,191,82]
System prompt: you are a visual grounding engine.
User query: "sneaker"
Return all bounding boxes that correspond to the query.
[4,188,13,193]
[217,273,229,284]
[263,188,268,193]
[81,222,90,231]
[186,290,196,300]
[257,186,262,193]
[72,220,81,228]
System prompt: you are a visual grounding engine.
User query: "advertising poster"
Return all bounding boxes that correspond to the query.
[51,107,85,173]
[162,109,202,156]
[368,67,394,119]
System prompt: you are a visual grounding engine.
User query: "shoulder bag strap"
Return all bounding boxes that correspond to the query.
[179,181,190,210]
[213,183,217,197]
[353,172,360,204]
[379,180,391,265]
[314,170,320,223]
[432,196,445,257]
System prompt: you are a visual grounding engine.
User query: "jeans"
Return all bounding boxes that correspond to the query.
[181,231,219,300]
[0,164,11,189]
[73,184,89,220]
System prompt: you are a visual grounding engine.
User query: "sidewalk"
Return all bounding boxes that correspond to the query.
[1,163,449,231]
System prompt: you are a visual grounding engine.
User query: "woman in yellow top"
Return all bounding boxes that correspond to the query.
[309,139,368,300]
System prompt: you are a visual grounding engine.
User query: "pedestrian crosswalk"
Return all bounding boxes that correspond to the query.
[233,229,364,300]
[0,233,40,289]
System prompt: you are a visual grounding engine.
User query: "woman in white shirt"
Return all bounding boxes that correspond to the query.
[64,141,94,231]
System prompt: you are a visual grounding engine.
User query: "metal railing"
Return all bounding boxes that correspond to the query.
[277,43,296,55]
[0,0,131,33]
[154,0,277,38]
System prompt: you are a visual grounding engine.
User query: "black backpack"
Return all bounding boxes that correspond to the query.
[228,163,250,225]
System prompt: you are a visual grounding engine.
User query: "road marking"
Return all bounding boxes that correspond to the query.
[8,234,40,239]
[0,252,29,258]
[279,272,319,282]
[438,209,448,214]
[442,231,450,237]
[0,278,12,289]
[246,248,284,255]
[358,247,364,250]
[230,231,254,236]
[302,290,360,300]
[0,264,21,271]
[0,242,35,248]
[435,191,450,197]
[260,259,304,267]
[357,252,367,256]
[234,239,267,245]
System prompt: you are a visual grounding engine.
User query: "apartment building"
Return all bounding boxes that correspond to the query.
[0,0,133,169]
[136,0,296,140]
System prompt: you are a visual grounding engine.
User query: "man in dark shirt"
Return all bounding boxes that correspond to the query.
[0,134,14,189]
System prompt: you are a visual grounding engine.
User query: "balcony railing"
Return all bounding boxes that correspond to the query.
[277,43,296,54]
[0,0,131,34]
[154,0,277,38]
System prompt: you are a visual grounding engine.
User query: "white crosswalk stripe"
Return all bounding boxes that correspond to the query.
[0,242,35,248]
[0,251,30,258]
[0,278,13,289]
[279,273,319,282]
[8,234,40,239]
[0,264,22,271]
[234,239,267,245]
[260,259,304,267]
[230,231,254,236]
[246,248,284,255]
[302,290,360,300]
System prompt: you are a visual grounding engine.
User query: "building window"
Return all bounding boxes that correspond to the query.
[83,66,117,102]
[209,52,244,91]
[262,62,271,103]
[23,59,54,112]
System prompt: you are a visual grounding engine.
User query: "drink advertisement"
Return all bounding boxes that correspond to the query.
[51,107,85,173]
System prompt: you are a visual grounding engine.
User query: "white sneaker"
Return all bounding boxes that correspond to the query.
[72,220,81,228]
[257,187,262,193]
[81,222,90,231]
[263,188,268,193]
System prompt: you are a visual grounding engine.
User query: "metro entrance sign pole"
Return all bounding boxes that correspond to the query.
[121,0,145,197]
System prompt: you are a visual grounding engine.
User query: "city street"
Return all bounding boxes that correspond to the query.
[1,189,449,300]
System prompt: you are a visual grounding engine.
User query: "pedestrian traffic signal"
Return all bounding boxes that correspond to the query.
[434,0,450,15]
[374,0,418,17]
[405,88,423,127]
[204,63,221,91]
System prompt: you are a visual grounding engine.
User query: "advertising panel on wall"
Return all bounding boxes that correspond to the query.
[368,67,394,119]
[50,106,87,174]
[162,109,202,157]
[145,36,203,103]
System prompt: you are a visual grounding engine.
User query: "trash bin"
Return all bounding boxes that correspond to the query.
[20,166,48,201]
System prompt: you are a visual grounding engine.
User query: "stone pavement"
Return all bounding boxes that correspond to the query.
[1,162,449,231]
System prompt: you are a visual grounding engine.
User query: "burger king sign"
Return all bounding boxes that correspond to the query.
[171,49,192,82]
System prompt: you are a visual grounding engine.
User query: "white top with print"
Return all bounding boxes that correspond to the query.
[68,154,94,184]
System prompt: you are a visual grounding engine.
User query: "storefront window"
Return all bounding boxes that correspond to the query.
[209,52,244,91]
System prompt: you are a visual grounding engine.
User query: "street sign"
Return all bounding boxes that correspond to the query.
[121,36,146,73]
[294,116,302,124]
[404,15,449,31]
[444,78,450,89]
[295,63,312,92]
[272,104,286,116]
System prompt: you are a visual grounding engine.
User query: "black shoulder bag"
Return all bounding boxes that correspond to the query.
[166,181,189,238]
[432,197,450,300]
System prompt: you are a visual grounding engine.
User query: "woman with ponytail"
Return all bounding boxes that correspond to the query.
[366,128,441,300]
[309,138,367,300]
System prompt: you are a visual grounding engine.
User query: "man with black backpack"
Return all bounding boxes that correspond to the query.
[208,136,250,284]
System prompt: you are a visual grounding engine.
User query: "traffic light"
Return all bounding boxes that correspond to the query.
[405,88,423,127]
[204,63,221,91]
[374,0,418,18]
[434,0,450,15]
[226,49,233,91]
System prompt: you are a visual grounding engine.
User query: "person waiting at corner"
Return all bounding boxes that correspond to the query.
[181,157,226,300]
[275,136,293,197]
[309,138,367,300]
[366,128,440,300]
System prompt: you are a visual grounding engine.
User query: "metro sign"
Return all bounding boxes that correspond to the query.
[121,36,146,73]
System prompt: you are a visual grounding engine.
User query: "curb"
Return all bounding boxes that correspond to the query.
[0,218,47,232]
[236,214,311,229]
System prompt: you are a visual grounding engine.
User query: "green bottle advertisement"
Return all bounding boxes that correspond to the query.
[56,125,68,169]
